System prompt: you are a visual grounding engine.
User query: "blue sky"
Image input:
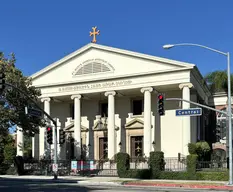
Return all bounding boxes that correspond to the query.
[0,0,232,77]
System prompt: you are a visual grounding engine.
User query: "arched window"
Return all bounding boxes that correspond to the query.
[73,61,114,76]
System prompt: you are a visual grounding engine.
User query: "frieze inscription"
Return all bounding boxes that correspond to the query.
[58,80,132,92]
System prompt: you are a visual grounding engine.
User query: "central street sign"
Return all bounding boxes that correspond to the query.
[176,108,202,116]
[25,106,43,118]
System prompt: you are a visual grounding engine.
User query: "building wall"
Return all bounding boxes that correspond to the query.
[46,88,199,158]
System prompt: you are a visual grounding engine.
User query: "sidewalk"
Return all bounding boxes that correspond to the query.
[1,175,233,190]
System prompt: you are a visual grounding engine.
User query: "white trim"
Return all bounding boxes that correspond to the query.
[34,67,192,88]
[31,43,195,80]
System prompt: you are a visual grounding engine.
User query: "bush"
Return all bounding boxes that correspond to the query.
[187,154,198,179]
[116,152,130,177]
[196,141,211,161]
[149,151,165,179]
[196,171,228,181]
[158,171,228,181]
[159,171,188,180]
[188,143,197,155]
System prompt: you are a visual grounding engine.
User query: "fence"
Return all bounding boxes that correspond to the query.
[0,157,228,176]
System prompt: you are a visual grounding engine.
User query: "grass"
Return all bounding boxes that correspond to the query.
[111,180,226,186]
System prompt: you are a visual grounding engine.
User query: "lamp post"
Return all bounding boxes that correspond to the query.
[163,43,232,185]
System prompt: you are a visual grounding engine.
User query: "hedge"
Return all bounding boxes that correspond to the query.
[115,152,229,181]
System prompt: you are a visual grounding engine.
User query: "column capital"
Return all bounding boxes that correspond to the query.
[179,83,193,90]
[41,97,51,102]
[141,87,153,93]
[104,91,116,97]
[71,94,82,100]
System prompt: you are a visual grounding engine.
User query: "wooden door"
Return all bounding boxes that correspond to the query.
[131,136,144,158]
[99,137,108,160]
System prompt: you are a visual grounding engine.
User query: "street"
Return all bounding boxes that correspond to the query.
[0,178,230,192]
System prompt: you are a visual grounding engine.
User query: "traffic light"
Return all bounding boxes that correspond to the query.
[46,126,53,145]
[59,129,65,144]
[0,72,5,92]
[157,93,165,116]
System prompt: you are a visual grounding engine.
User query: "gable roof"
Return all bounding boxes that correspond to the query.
[31,43,195,80]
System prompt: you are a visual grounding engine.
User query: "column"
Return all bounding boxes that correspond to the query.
[32,134,39,160]
[16,126,24,156]
[179,83,193,156]
[71,95,82,160]
[40,97,51,159]
[141,87,153,157]
[104,91,116,159]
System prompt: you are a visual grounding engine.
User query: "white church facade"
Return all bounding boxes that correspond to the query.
[16,43,212,160]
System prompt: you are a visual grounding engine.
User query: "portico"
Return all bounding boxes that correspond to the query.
[17,43,211,160]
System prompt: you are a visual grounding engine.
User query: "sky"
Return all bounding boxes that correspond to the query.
[0,0,232,77]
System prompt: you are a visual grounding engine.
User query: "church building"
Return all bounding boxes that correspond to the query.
[16,41,212,161]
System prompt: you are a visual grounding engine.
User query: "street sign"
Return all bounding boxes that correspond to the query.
[176,108,202,116]
[25,106,43,118]
[52,163,58,172]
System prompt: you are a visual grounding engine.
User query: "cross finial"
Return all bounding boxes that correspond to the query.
[89,26,100,43]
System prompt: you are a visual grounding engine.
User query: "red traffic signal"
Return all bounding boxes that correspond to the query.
[158,95,163,100]
[157,93,165,116]
[46,126,53,145]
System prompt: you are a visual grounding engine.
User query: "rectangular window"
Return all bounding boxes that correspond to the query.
[132,99,143,115]
[100,103,108,117]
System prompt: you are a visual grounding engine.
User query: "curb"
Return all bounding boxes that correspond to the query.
[77,181,121,186]
[124,183,233,190]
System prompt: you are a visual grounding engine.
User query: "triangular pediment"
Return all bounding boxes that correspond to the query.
[93,120,119,131]
[64,123,88,132]
[125,118,144,129]
[31,43,195,87]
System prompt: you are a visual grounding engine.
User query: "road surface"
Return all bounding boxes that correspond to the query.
[0,178,229,192]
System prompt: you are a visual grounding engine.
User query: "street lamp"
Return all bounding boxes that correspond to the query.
[163,43,232,185]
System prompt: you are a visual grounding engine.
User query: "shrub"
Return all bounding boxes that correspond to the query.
[159,171,188,180]
[188,143,197,155]
[187,154,198,179]
[115,152,130,177]
[196,171,228,181]
[196,141,211,161]
[158,171,228,181]
[149,151,165,179]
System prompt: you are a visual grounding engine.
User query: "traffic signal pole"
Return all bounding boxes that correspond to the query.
[4,82,58,180]
[166,97,228,115]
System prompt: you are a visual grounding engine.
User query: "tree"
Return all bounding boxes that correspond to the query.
[204,70,233,94]
[0,52,46,137]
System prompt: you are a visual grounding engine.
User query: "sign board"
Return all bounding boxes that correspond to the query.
[25,106,43,118]
[52,163,58,172]
[176,108,202,116]
[71,161,77,171]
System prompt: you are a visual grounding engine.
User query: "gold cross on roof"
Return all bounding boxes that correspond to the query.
[90,26,100,43]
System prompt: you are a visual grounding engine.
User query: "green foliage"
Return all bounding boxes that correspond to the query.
[0,52,46,136]
[158,171,228,181]
[159,171,188,180]
[196,141,211,161]
[204,70,233,93]
[0,134,16,174]
[188,143,197,155]
[196,171,228,181]
[116,152,130,177]
[3,134,16,163]
[149,151,165,179]
[187,154,198,179]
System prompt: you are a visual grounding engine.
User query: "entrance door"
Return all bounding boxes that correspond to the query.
[99,137,108,160]
[131,136,144,158]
